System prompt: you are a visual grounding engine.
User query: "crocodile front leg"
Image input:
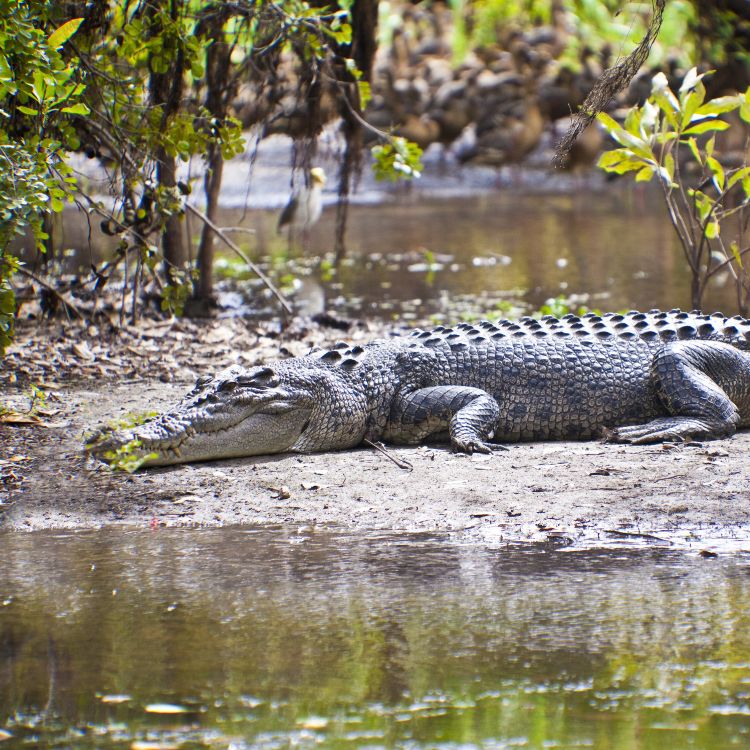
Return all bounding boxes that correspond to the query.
[382,386,501,453]
[607,341,750,444]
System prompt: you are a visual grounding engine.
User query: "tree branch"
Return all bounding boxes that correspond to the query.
[14,265,84,319]
[184,203,293,315]
[554,0,666,166]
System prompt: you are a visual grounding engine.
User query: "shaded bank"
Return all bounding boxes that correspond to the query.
[2,377,749,548]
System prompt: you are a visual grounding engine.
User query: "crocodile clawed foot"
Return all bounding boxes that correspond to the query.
[603,416,733,444]
[604,425,685,445]
[451,437,500,454]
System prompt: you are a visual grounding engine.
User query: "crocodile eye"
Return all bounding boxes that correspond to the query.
[237,367,278,388]
[190,374,214,396]
[217,380,237,393]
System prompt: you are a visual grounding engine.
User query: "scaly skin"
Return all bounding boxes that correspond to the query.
[88,310,750,467]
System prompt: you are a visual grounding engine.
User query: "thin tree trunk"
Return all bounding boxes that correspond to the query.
[156,148,185,271]
[691,274,702,312]
[192,4,233,307]
[333,0,378,263]
[196,144,223,301]
[147,0,186,275]
[40,211,56,268]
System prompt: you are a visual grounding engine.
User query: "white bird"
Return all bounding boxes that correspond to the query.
[277,167,327,238]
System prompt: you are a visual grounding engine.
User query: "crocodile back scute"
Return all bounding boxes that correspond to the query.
[404,309,750,350]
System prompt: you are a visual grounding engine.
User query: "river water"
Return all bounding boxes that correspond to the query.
[2,528,750,749]
[54,148,741,320]
[57,183,739,321]
[269,187,722,320]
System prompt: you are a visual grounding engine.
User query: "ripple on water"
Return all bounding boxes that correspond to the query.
[1,528,750,749]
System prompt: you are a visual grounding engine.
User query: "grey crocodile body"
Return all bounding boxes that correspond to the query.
[89,309,750,467]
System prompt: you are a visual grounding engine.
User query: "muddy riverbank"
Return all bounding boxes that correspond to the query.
[3,256,750,549]
[3,371,750,549]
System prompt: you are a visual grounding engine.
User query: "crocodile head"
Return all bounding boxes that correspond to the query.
[88,362,362,468]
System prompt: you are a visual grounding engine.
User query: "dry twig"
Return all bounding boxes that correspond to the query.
[185,203,293,315]
[364,439,414,471]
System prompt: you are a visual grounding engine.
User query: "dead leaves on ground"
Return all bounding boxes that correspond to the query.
[0,386,64,428]
[0,410,44,426]
[0,454,29,500]
[1,313,383,387]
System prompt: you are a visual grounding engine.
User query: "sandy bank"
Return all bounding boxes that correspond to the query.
[2,378,749,552]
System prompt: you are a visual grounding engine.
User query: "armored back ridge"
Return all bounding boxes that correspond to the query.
[404,309,750,348]
[87,310,750,467]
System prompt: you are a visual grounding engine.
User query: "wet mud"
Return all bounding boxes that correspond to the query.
[3,379,750,551]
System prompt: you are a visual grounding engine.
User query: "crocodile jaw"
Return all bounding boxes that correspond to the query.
[94,407,313,467]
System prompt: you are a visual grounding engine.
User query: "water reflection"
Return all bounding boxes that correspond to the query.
[39,183,742,322]
[223,185,738,317]
[1,528,749,748]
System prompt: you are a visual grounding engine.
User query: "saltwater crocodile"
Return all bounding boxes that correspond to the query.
[88,309,750,467]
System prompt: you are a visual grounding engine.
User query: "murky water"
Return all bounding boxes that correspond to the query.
[199,184,740,319]
[50,180,741,321]
[286,187,721,319]
[2,528,750,748]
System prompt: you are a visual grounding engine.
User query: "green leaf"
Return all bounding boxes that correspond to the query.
[30,69,48,103]
[728,166,750,190]
[706,156,725,191]
[651,72,673,98]
[635,165,656,183]
[371,137,423,182]
[61,102,90,115]
[623,106,643,137]
[645,99,664,132]
[694,96,739,117]
[357,80,371,110]
[654,130,679,146]
[16,105,37,116]
[0,289,16,316]
[329,23,352,44]
[604,124,654,161]
[679,67,706,93]
[680,88,704,129]
[596,112,622,134]
[651,92,679,128]
[344,58,362,80]
[682,120,731,135]
[48,18,84,50]
[664,152,675,182]
[691,190,713,222]
[686,137,702,166]
[731,241,743,270]
[596,149,627,169]
[596,148,648,174]
[705,220,720,239]
[0,54,12,82]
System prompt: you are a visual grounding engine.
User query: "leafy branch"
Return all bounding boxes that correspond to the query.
[597,68,750,313]
[0,6,89,354]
